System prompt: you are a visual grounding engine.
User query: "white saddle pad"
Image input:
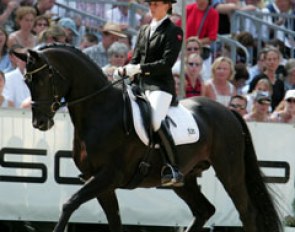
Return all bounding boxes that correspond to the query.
[127,87,199,146]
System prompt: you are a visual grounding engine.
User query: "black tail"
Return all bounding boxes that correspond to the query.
[232,111,282,232]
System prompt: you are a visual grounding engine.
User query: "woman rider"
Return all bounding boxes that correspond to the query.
[119,0,183,187]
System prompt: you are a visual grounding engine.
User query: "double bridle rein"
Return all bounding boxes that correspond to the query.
[25,56,127,113]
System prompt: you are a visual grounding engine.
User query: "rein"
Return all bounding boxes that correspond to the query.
[26,58,128,112]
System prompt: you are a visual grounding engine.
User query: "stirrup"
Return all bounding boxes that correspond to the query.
[161,164,184,187]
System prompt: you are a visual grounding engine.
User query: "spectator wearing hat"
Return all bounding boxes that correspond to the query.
[270,89,295,124]
[83,22,127,68]
[244,92,272,122]
[58,17,79,46]
[118,0,184,187]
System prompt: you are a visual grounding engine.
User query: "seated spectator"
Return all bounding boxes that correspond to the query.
[184,53,204,98]
[246,48,267,86]
[246,78,273,113]
[32,15,50,37]
[249,47,285,111]
[0,27,13,73]
[173,36,212,82]
[203,56,237,106]
[3,46,31,108]
[244,92,271,122]
[186,0,219,45]
[57,17,79,46]
[79,33,98,50]
[228,94,248,116]
[270,89,295,123]
[283,58,295,91]
[7,6,38,49]
[102,42,129,81]
[0,71,8,107]
[83,22,127,68]
[38,25,66,44]
[232,63,249,95]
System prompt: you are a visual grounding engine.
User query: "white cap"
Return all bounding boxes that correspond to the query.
[284,89,295,100]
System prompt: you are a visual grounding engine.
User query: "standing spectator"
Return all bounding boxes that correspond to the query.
[0,27,13,73]
[121,0,184,186]
[212,0,256,35]
[3,46,31,108]
[57,17,79,46]
[228,94,248,116]
[244,92,271,122]
[7,6,37,49]
[33,0,56,16]
[249,47,285,111]
[102,42,129,81]
[32,15,50,37]
[106,0,142,30]
[186,0,219,45]
[0,0,19,34]
[83,23,127,68]
[185,53,204,97]
[203,56,237,106]
[262,0,294,48]
[270,89,295,123]
[0,71,8,107]
[79,33,98,50]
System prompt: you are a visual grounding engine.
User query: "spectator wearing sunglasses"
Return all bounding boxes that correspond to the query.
[228,95,248,116]
[185,53,204,98]
[270,89,295,124]
[244,92,271,122]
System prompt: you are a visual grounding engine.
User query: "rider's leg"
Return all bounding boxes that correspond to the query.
[145,90,183,187]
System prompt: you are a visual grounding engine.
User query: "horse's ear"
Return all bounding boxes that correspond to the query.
[12,50,28,62]
[28,49,42,63]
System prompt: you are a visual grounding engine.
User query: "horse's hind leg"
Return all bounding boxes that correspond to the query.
[173,174,215,232]
[53,172,122,232]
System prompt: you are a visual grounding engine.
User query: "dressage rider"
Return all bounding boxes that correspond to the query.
[119,0,184,187]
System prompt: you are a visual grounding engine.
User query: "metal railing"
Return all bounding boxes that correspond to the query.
[54,0,149,34]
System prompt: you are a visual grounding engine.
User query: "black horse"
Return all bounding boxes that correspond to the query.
[15,44,281,232]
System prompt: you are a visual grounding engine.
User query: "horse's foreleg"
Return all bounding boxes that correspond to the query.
[53,171,119,232]
[173,174,215,232]
[97,191,123,232]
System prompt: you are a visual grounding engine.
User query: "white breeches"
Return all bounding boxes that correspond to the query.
[145,90,172,131]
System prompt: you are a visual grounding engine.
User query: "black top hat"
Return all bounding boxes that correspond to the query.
[145,0,177,3]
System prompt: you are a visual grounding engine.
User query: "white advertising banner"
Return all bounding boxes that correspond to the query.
[0,109,294,227]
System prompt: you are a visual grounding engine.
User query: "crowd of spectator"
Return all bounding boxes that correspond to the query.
[0,0,295,125]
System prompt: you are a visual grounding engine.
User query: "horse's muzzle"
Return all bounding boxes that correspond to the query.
[33,117,54,131]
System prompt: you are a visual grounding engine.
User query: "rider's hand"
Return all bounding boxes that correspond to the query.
[123,64,141,80]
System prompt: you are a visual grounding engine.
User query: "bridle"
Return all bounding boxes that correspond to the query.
[25,53,127,113]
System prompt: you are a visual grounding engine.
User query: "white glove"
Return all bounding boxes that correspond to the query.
[113,68,123,80]
[123,64,141,80]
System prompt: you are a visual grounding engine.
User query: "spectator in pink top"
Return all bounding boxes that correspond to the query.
[186,0,219,45]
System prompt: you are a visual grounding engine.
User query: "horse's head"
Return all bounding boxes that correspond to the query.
[15,49,65,131]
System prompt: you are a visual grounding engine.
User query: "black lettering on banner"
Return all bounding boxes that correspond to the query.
[0,147,47,183]
[258,161,290,184]
[54,150,82,185]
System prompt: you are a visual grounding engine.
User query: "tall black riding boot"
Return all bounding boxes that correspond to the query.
[157,122,184,187]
